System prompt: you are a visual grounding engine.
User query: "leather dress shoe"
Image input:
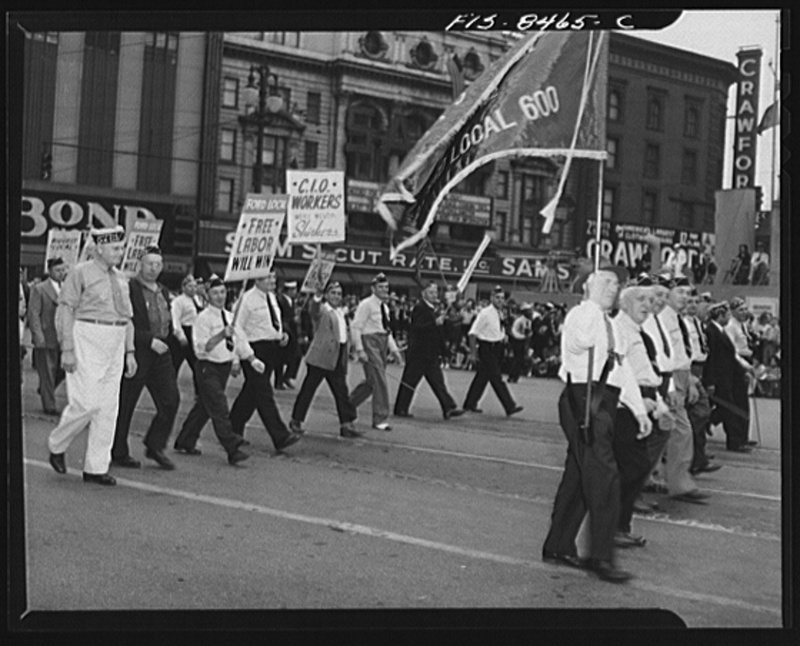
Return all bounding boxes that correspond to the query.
[727,445,752,453]
[463,407,483,413]
[174,445,202,456]
[542,550,586,569]
[82,472,117,486]
[112,455,142,469]
[671,489,710,504]
[586,559,632,583]
[49,452,67,475]
[632,498,658,514]
[507,405,524,417]
[289,419,304,434]
[642,481,668,494]
[340,424,365,438]
[228,449,250,465]
[691,463,722,475]
[276,433,301,452]
[394,411,414,418]
[706,453,716,460]
[145,448,176,470]
[744,440,758,446]
[372,422,392,431]
[614,531,647,548]
[444,408,465,420]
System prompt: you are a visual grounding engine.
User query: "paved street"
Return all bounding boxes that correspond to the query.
[13,356,783,629]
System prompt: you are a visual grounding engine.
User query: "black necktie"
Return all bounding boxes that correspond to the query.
[603,313,619,365]
[677,316,693,358]
[381,303,390,333]
[221,309,234,351]
[640,330,661,376]
[266,293,280,333]
[693,318,708,354]
[654,315,671,358]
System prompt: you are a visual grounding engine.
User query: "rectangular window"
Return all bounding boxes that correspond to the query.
[220,129,236,162]
[643,143,660,179]
[222,77,239,108]
[304,140,319,169]
[218,178,234,212]
[306,91,321,125]
[495,170,509,199]
[603,186,617,221]
[606,137,619,170]
[642,190,658,224]
[684,98,702,138]
[265,32,300,47]
[278,86,292,111]
[679,202,694,229]
[608,87,623,122]
[77,32,122,187]
[646,89,666,131]
[495,210,507,241]
[681,149,698,185]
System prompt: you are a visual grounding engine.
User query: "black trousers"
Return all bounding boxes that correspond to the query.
[229,340,290,448]
[543,384,621,562]
[113,349,180,459]
[613,406,669,533]
[174,360,244,455]
[394,355,457,416]
[508,338,528,382]
[463,341,516,413]
[717,375,750,449]
[687,363,712,469]
[292,345,356,424]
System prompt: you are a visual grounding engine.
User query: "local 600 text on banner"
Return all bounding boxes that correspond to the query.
[224,193,287,282]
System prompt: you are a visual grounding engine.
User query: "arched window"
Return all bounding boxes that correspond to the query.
[462,50,484,80]
[359,31,388,59]
[410,39,438,70]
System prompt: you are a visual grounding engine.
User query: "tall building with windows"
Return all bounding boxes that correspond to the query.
[196,30,737,294]
[19,30,221,288]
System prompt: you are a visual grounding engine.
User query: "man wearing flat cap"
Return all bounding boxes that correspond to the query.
[48,226,137,486]
[28,257,69,414]
[543,263,650,583]
[507,302,534,384]
[111,245,181,471]
[350,273,404,431]
[170,273,200,388]
[462,286,523,416]
[706,301,753,452]
[393,281,464,421]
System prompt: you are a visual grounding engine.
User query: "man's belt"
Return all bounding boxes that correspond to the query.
[76,318,128,327]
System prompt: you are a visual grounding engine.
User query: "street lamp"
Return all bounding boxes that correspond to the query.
[242,64,284,192]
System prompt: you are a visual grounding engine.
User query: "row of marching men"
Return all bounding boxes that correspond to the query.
[542,264,757,583]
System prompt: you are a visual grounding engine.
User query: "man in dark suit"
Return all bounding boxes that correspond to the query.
[28,257,69,414]
[393,281,464,420]
[274,280,300,390]
[111,245,180,470]
[289,282,360,437]
[703,301,752,452]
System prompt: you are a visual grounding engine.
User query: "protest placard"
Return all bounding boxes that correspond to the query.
[224,194,287,282]
[286,170,346,245]
[120,219,164,276]
[300,248,337,294]
[44,229,82,271]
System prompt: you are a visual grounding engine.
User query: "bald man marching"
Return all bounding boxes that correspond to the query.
[47,226,137,486]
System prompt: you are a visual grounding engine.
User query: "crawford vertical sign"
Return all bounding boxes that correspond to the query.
[732,47,762,189]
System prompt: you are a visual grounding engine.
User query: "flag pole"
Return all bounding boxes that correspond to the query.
[593,156,605,272]
[769,13,779,207]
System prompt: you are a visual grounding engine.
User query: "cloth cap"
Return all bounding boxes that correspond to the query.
[284,281,298,289]
[139,244,162,259]
[326,281,342,293]
[633,273,653,287]
[729,296,747,311]
[709,301,729,316]
[520,303,533,311]
[652,273,673,288]
[700,291,713,303]
[670,275,691,289]
[181,274,196,287]
[206,277,225,290]
[91,226,125,244]
[47,257,66,270]
[492,285,505,296]
[371,272,388,285]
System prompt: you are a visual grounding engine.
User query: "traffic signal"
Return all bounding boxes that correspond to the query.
[40,151,53,180]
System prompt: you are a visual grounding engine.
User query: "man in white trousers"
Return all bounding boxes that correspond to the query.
[47,226,137,486]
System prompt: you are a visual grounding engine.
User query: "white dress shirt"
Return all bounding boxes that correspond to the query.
[351,294,398,354]
[684,314,708,363]
[170,293,198,343]
[192,304,255,363]
[616,311,663,389]
[236,286,283,342]
[725,318,753,362]
[657,305,692,372]
[558,300,646,417]
[468,304,505,342]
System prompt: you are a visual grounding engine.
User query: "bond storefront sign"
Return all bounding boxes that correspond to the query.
[586,220,716,270]
[20,190,190,257]
[733,48,762,189]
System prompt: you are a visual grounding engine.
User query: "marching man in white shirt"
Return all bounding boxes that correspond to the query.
[170,273,200,384]
[542,264,650,583]
[172,276,263,465]
[462,286,523,416]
